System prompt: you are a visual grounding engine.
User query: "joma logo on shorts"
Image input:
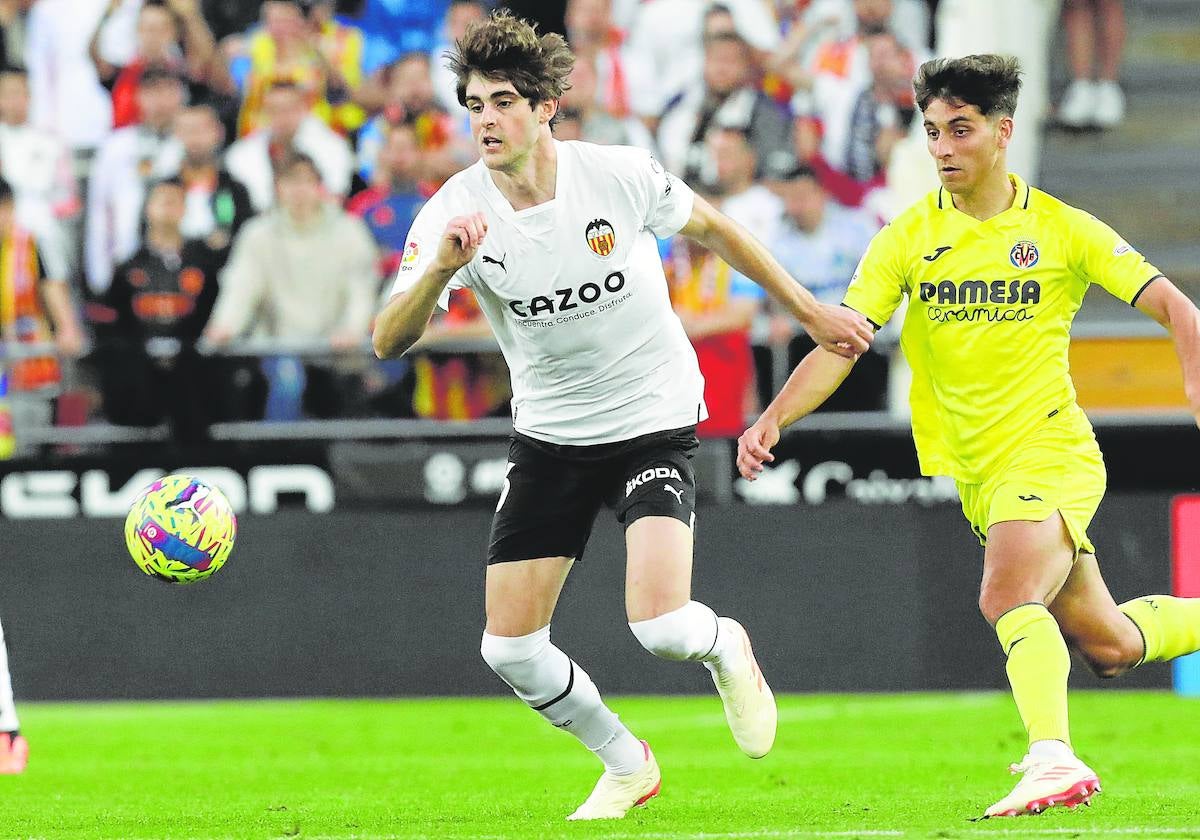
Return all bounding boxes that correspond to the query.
[626,466,682,497]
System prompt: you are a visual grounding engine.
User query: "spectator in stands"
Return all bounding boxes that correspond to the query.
[430,0,486,113]
[88,176,224,441]
[225,79,354,211]
[1058,0,1127,129]
[234,0,365,137]
[555,56,654,149]
[776,0,929,61]
[767,163,886,408]
[624,0,781,125]
[356,52,472,188]
[656,29,792,186]
[705,127,784,249]
[25,0,114,159]
[0,176,85,446]
[664,225,765,438]
[346,121,426,281]
[154,104,255,254]
[85,64,186,294]
[305,0,367,133]
[564,0,640,121]
[0,65,80,282]
[791,25,917,206]
[90,0,235,129]
[204,152,377,420]
[770,164,878,307]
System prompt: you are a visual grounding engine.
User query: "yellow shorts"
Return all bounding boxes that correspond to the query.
[955,405,1107,555]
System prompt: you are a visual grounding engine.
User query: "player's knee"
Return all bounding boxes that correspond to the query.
[978,588,1017,626]
[1078,638,1142,679]
[628,601,717,661]
[479,627,549,680]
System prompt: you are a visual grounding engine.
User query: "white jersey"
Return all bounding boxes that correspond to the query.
[391,139,707,445]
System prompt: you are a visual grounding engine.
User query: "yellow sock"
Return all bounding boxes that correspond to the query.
[995,603,1071,748]
[1119,596,1200,664]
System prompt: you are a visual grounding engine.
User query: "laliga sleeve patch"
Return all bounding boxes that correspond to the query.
[401,240,420,272]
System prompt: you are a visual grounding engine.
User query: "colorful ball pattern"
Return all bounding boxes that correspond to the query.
[124,475,237,584]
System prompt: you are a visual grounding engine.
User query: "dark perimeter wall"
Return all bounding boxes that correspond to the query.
[0,493,1173,700]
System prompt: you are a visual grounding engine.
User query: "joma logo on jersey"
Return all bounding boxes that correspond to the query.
[919,279,1041,305]
[507,271,626,318]
[1009,240,1039,269]
[626,466,683,497]
[585,218,616,258]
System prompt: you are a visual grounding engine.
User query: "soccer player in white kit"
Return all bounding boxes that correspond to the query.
[373,11,874,820]
[0,616,28,773]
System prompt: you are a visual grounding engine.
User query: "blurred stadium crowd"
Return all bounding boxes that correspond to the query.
[0,0,1130,448]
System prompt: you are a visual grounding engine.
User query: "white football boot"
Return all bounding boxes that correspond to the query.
[707,617,777,759]
[566,740,661,820]
[984,752,1101,817]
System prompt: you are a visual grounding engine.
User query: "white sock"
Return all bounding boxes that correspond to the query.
[1028,739,1074,760]
[0,617,19,732]
[629,600,724,663]
[481,627,644,775]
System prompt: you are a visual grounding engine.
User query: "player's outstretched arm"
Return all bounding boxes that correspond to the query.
[736,346,856,480]
[677,194,874,359]
[1135,276,1200,428]
[372,213,487,359]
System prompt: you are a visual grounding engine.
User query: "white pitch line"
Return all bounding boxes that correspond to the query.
[300,827,1200,840]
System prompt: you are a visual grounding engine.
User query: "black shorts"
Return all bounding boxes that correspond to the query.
[487,425,699,565]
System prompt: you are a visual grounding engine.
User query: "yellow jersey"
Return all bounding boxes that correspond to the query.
[843,173,1163,482]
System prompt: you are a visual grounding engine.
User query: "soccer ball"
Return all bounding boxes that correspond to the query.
[124,474,237,584]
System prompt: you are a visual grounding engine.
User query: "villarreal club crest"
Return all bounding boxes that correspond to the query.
[1010,240,1040,269]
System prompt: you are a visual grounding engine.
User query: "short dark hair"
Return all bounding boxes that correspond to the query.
[138,63,185,88]
[447,9,574,108]
[274,151,321,181]
[913,54,1022,117]
[265,78,304,97]
[778,162,818,183]
[150,175,186,192]
[703,28,747,49]
[0,64,27,79]
[0,176,12,204]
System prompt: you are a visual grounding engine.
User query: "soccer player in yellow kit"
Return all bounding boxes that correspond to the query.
[738,54,1200,818]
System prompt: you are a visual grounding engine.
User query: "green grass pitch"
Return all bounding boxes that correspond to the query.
[2,692,1199,839]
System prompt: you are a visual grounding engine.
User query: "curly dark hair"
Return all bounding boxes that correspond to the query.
[446,9,574,108]
[913,54,1023,118]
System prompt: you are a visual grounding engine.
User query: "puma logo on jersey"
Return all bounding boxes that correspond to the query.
[663,484,684,504]
[923,246,952,262]
[481,253,507,272]
[625,466,682,497]
[1018,494,1043,502]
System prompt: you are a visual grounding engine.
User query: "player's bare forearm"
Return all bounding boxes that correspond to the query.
[679,195,818,324]
[738,347,856,480]
[761,346,856,430]
[1136,277,1200,422]
[371,266,456,359]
